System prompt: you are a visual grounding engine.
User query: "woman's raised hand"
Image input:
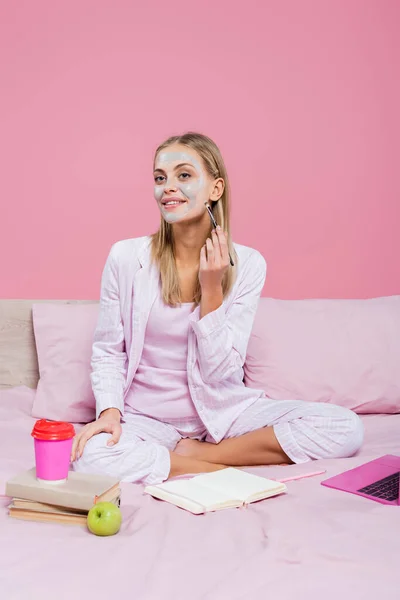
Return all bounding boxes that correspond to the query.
[198,226,230,293]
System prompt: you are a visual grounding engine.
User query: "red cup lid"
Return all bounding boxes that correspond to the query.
[31,419,75,441]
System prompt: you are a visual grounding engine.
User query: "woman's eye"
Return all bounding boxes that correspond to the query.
[179,172,191,180]
[154,176,165,183]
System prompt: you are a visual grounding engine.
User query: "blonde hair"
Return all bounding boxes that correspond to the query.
[150,132,237,307]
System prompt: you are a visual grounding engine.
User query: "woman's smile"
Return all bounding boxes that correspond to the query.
[161,197,188,210]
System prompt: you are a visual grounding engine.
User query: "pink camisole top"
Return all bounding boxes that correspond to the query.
[124,290,201,422]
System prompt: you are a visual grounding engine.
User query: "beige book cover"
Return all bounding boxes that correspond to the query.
[12,493,121,514]
[145,467,287,514]
[8,504,88,526]
[5,467,120,512]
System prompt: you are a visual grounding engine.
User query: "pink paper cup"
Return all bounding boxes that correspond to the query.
[31,420,76,483]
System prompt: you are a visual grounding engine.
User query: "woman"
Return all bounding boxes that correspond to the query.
[72,132,363,485]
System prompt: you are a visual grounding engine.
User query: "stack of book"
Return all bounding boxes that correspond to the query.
[5,467,121,526]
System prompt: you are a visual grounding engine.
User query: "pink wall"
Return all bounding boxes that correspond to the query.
[1,1,399,300]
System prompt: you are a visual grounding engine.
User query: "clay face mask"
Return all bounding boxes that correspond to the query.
[154,151,206,223]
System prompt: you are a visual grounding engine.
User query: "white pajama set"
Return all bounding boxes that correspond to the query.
[73,236,363,485]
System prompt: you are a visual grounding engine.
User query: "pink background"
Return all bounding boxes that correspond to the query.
[1,1,399,300]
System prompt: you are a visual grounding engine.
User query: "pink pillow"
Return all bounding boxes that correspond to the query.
[32,303,99,423]
[244,296,400,414]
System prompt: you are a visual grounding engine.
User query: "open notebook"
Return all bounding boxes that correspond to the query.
[144,468,287,514]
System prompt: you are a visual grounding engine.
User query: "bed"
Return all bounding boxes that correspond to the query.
[0,300,399,600]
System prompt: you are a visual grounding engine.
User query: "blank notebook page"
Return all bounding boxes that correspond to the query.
[157,479,234,507]
[193,468,279,502]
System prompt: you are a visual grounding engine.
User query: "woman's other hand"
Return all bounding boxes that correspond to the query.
[71,408,122,462]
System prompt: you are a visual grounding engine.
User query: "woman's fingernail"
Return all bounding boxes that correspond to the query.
[217,225,221,230]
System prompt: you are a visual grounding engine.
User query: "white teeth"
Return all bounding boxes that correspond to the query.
[164,201,185,206]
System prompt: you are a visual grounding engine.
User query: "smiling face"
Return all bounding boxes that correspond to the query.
[153,144,221,224]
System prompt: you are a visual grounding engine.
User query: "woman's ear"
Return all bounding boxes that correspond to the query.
[209,178,225,202]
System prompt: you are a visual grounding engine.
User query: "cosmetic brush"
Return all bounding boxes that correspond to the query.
[205,202,234,266]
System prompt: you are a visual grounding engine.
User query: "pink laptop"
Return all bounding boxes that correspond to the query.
[321,454,400,505]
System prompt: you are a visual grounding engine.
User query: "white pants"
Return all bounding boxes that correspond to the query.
[73,397,364,485]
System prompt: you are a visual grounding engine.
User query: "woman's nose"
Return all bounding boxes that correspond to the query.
[164,178,178,192]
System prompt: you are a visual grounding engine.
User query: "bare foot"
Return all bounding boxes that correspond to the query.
[175,439,218,462]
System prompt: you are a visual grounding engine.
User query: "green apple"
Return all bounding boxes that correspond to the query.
[87,502,122,536]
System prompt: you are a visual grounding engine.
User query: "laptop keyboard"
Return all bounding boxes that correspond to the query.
[358,471,400,502]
